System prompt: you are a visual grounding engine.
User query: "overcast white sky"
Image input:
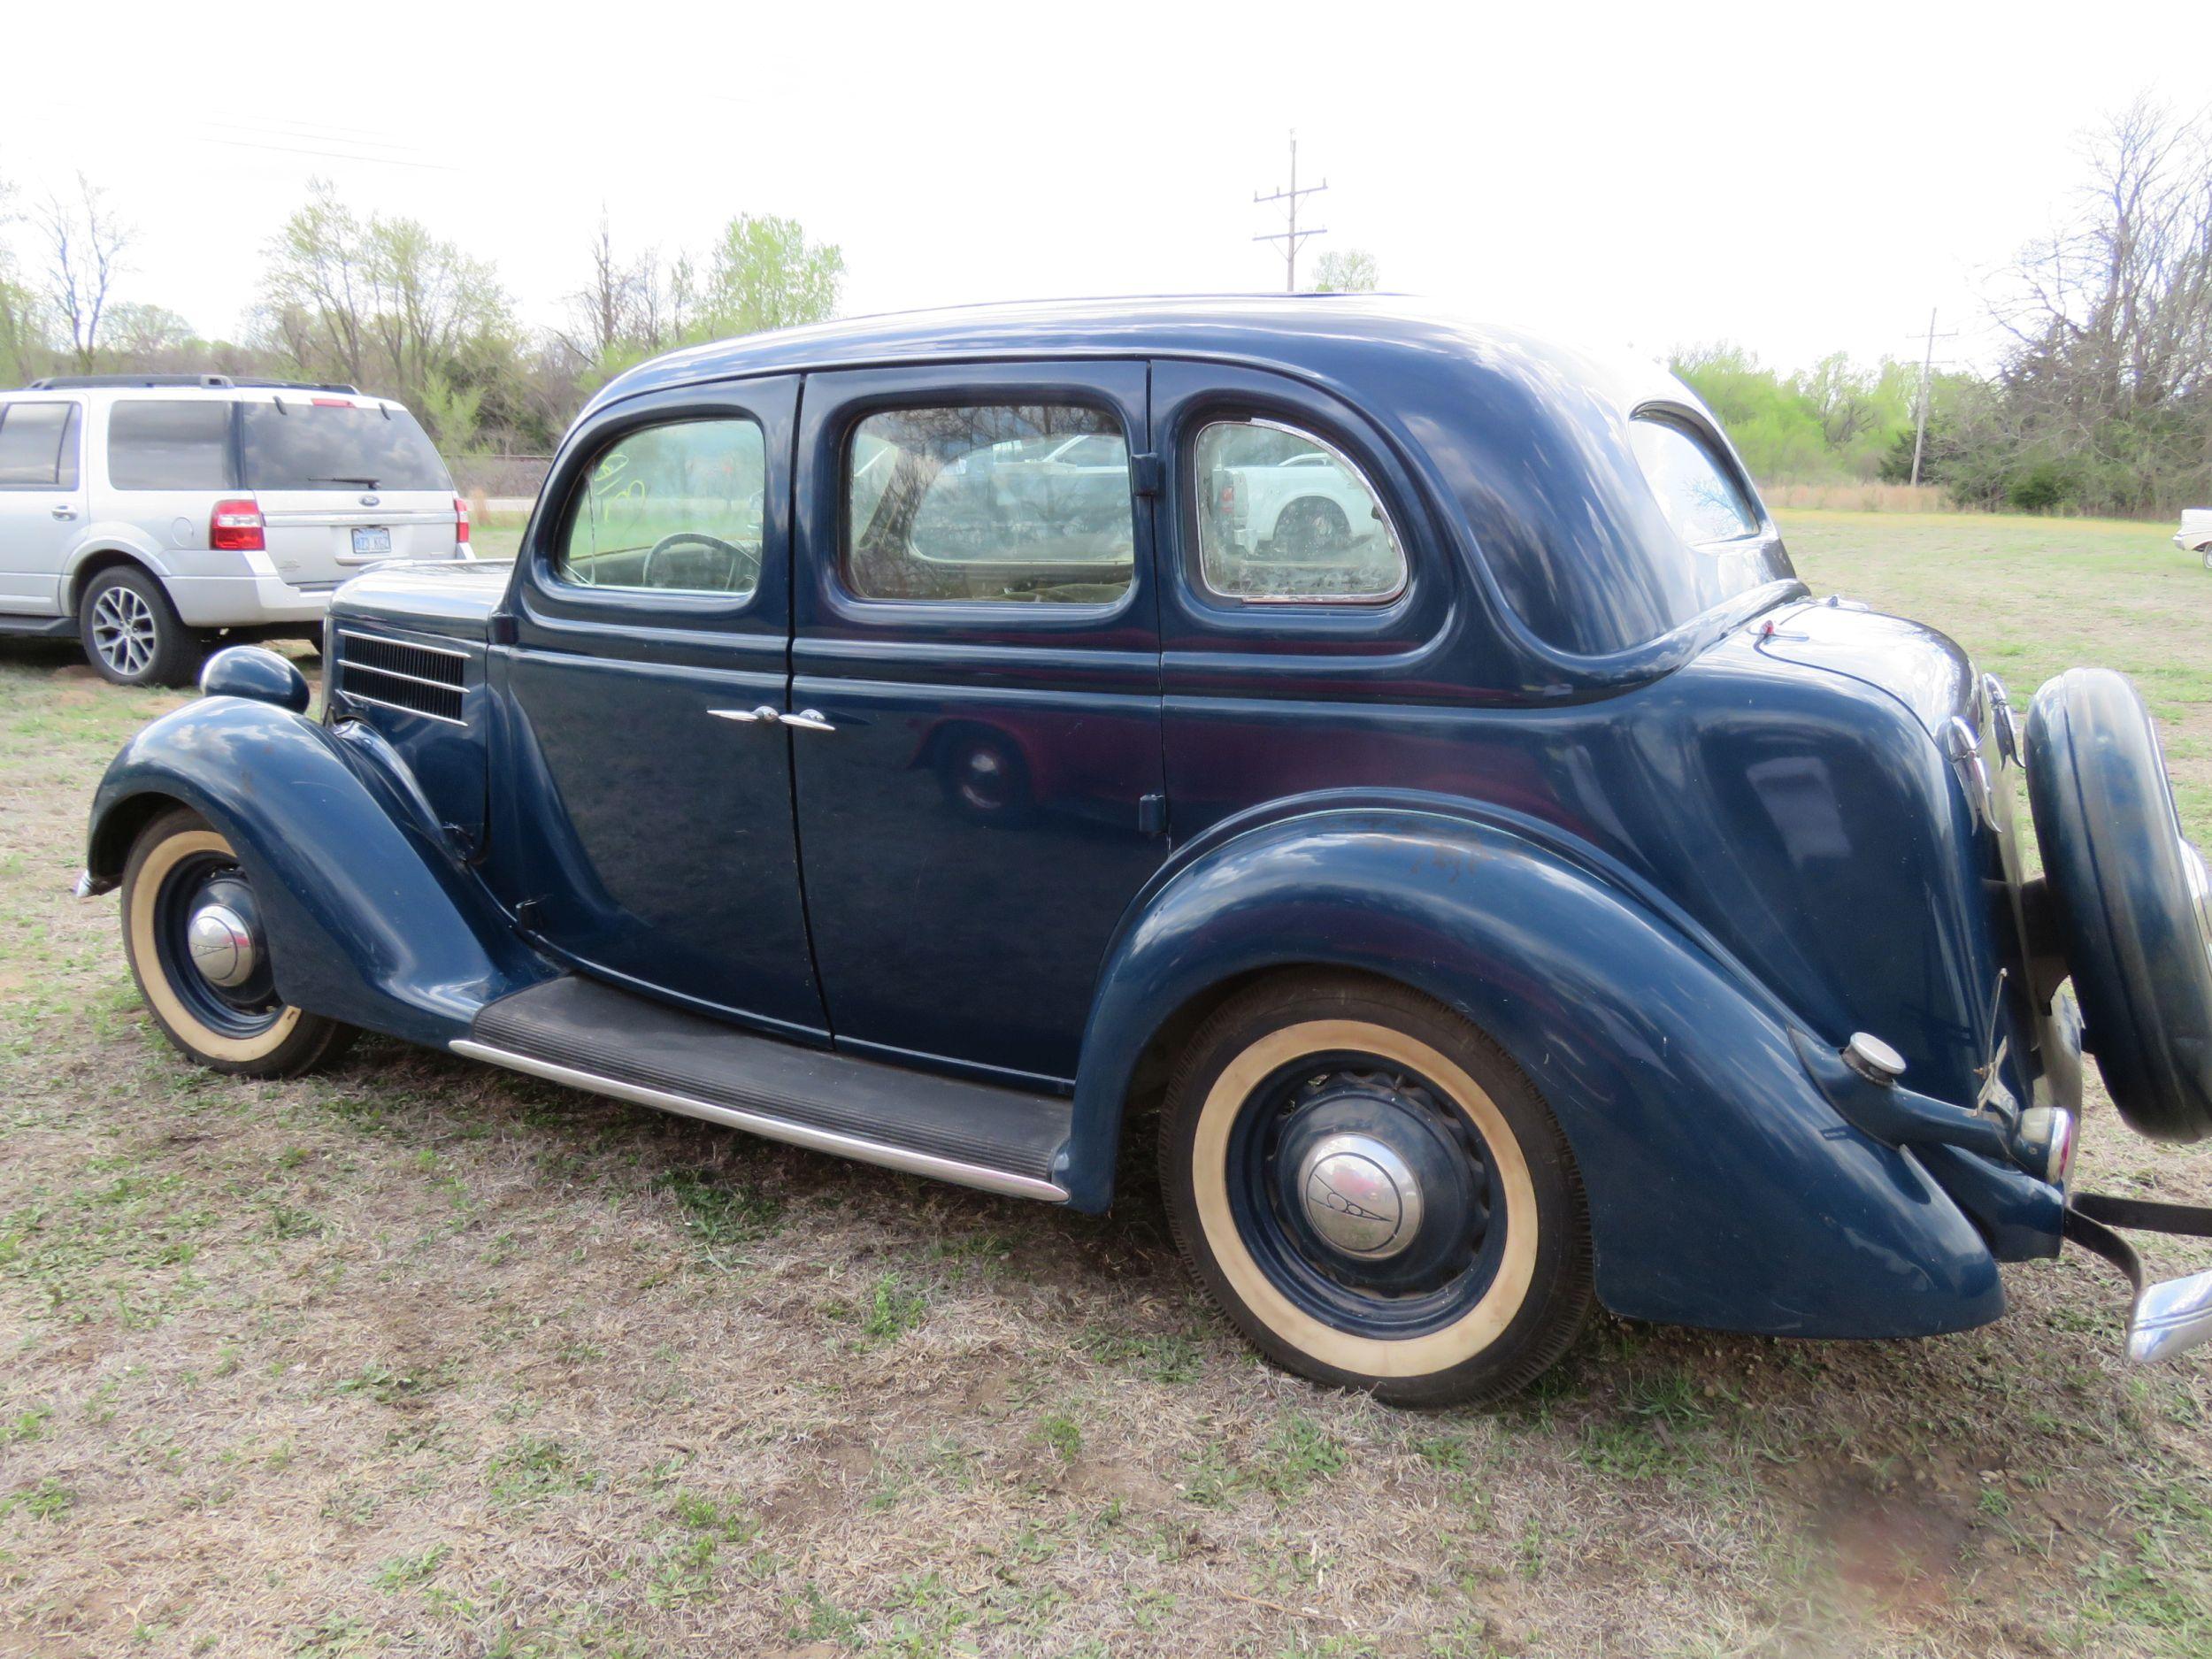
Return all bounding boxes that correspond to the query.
[4,1,2208,378]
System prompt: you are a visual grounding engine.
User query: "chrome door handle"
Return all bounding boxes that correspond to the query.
[708,705,782,724]
[50,505,76,520]
[779,710,834,733]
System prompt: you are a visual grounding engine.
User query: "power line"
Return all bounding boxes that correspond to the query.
[1253,132,1326,293]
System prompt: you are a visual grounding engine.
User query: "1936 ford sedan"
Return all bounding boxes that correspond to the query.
[78,299,2212,1405]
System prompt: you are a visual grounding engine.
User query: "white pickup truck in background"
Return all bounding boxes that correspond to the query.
[2178,508,2212,570]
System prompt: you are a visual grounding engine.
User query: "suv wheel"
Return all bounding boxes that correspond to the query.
[120,806,357,1076]
[1160,973,1592,1406]
[80,565,204,687]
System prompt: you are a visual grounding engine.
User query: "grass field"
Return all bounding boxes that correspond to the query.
[2,511,2209,1658]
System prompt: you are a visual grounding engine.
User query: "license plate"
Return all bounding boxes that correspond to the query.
[350,526,392,557]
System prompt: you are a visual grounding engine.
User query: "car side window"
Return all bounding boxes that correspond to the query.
[1191,419,1405,603]
[0,403,78,488]
[845,404,1134,603]
[107,401,237,490]
[557,418,765,596]
[1628,414,1762,547]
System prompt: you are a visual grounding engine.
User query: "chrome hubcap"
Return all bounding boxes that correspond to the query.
[187,902,257,987]
[1297,1132,1424,1258]
[90,586,157,677]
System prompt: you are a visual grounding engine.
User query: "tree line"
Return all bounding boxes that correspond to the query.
[4,100,2205,518]
[0,175,843,459]
[1674,101,2212,518]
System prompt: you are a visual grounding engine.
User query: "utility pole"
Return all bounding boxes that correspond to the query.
[1893,314,1964,487]
[1254,132,1327,292]
[1909,309,1938,488]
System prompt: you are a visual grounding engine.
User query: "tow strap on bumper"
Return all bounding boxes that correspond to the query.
[2065,1193,2212,1363]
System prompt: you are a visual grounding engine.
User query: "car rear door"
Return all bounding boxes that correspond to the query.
[788,362,1167,1087]
[0,397,85,615]
[240,394,457,587]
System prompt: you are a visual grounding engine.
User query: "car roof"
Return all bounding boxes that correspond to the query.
[585,294,1684,424]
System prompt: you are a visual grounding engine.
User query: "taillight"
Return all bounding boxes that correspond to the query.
[211,498,265,552]
[453,495,472,547]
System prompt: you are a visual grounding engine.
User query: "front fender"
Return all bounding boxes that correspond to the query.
[87,697,549,1047]
[1072,802,2003,1340]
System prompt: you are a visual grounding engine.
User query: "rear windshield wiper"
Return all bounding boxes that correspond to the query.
[304,475,381,487]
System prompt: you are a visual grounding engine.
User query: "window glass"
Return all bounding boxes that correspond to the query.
[557,418,765,596]
[0,403,74,488]
[846,404,1133,603]
[107,401,236,490]
[1628,415,1762,546]
[241,400,452,491]
[1193,419,1405,601]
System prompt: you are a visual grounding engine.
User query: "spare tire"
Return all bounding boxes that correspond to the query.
[2024,669,2212,1141]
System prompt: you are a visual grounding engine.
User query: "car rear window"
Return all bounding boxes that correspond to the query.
[107,401,237,490]
[241,400,452,492]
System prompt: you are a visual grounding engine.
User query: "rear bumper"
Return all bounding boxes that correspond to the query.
[165,572,337,628]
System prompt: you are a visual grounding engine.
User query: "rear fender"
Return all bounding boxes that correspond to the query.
[1072,798,2003,1338]
[87,696,549,1046]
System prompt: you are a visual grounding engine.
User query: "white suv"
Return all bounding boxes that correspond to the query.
[0,375,470,685]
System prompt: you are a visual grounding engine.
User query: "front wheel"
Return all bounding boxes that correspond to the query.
[1159,974,1591,1407]
[120,807,357,1077]
[80,565,204,687]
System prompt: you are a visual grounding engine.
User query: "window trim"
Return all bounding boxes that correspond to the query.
[548,412,772,606]
[834,397,1141,614]
[0,400,81,492]
[1187,415,1410,608]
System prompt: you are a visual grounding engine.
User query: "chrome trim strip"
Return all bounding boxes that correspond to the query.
[339,658,468,694]
[338,627,468,660]
[449,1039,1071,1203]
[334,685,469,729]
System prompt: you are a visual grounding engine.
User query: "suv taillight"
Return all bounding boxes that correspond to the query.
[211,498,265,552]
[454,495,471,548]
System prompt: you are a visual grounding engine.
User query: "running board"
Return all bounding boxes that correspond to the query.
[0,614,75,639]
[455,975,1071,1202]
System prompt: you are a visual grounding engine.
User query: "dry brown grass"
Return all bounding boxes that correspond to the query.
[1759,483,1959,514]
[3,511,2210,1657]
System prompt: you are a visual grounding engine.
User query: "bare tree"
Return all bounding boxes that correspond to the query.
[1979,99,2212,512]
[42,174,132,373]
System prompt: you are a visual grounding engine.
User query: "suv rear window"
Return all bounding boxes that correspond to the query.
[107,402,237,490]
[241,401,451,492]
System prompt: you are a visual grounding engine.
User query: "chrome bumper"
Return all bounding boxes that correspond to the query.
[2067,1196,2212,1363]
[73,869,113,899]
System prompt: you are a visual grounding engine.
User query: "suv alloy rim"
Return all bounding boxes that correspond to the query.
[90,584,158,679]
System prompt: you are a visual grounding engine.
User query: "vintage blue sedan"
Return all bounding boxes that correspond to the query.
[79,299,2212,1404]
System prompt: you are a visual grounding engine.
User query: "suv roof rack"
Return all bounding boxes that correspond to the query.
[20,373,365,395]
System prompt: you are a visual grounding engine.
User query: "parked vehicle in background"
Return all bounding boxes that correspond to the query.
[77,298,2212,1405]
[0,375,470,686]
[1201,425,1403,597]
[2178,508,2212,570]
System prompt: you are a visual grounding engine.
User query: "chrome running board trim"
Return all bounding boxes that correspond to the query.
[450,1038,1071,1204]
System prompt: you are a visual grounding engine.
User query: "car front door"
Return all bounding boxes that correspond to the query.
[491,377,826,1039]
[0,398,86,616]
[790,362,1166,1086]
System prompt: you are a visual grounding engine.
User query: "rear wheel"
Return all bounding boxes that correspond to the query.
[1159,974,1591,1406]
[80,565,204,687]
[120,807,356,1077]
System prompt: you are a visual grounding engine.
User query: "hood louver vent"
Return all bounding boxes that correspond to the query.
[334,630,466,726]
